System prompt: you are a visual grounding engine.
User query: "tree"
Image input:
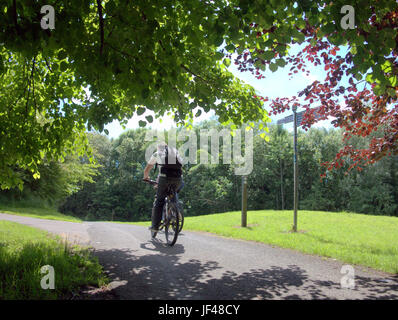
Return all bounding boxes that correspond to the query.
[0,153,99,206]
[298,129,345,211]
[0,0,268,189]
[265,125,292,210]
[234,0,398,173]
[0,47,90,189]
[58,125,398,219]
[2,0,396,188]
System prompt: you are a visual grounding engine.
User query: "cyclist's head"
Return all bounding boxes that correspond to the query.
[157,141,167,152]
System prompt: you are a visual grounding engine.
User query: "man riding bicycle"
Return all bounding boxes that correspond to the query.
[143,142,183,233]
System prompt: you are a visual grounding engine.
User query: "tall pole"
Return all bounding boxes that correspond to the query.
[292,106,298,232]
[241,175,247,227]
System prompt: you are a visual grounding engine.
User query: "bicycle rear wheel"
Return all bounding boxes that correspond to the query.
[164,202,181,246]
[176,202,184,233]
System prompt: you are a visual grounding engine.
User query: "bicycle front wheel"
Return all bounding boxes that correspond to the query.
[164,202,181,246]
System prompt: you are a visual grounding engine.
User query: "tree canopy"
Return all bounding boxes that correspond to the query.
[234,0,398,172]
[0,0,397,188]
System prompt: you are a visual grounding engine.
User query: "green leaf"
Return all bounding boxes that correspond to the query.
[214,35,224,47]
[269,63,278,72]
[354,73,363,81]
[214,52,224,60]
[223,58,231,67]
[145,115,153,123]
[373,85,383,96]
[387,87,396,97]
[225,44,235,52]
[254,59,266,71]
[139,120,147,127]
[137,107,146,115]
[381,60,392,72]
[388,76,397,87]
[294,32,305,43]
[321,23,335,34]
[276,59,286,67]
[366,73,375,83]
[263,51,275,61]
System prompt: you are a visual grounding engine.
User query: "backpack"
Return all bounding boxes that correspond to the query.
[157,146,182,178]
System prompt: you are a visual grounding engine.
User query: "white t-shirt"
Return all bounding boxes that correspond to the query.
[148,147,183,177]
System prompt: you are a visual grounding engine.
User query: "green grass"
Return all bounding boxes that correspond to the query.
[0,205,81,222]
[0,220,108,299]
[134,210,398,274]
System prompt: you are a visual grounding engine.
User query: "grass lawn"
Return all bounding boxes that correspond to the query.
[0,205,81,222]
[134,210,398,274]
[0,220,108,299]
[3,205,397,275]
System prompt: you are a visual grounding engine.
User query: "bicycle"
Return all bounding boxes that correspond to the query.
[143,179,184,246]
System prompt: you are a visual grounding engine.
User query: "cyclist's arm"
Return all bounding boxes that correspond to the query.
[143,163,154,180]
[144,152,158,180]
[144,149,164,181]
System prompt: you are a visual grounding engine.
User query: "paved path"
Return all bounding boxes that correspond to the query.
[1,213,397,300]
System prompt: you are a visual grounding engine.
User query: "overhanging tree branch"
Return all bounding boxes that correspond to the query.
[12,59,29,108]
[31,57,37,110]
[180,64,210,84]
[12,0,21,36]
[25,56,36,117]
[96,0,105,55]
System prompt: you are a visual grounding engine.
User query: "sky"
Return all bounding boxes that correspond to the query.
[104,43,335,139]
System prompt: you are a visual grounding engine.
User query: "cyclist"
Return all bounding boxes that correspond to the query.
[143,142,184,233]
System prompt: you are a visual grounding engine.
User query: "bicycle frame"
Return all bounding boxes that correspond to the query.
[143,178,183,246]
[161,185,177,224]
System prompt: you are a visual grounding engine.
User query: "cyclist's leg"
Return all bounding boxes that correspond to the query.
[151,176,168,230]
[166,177,182,202]
[175,179,184,203]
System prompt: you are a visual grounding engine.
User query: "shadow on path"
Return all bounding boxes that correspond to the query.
[87,241,398,300]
